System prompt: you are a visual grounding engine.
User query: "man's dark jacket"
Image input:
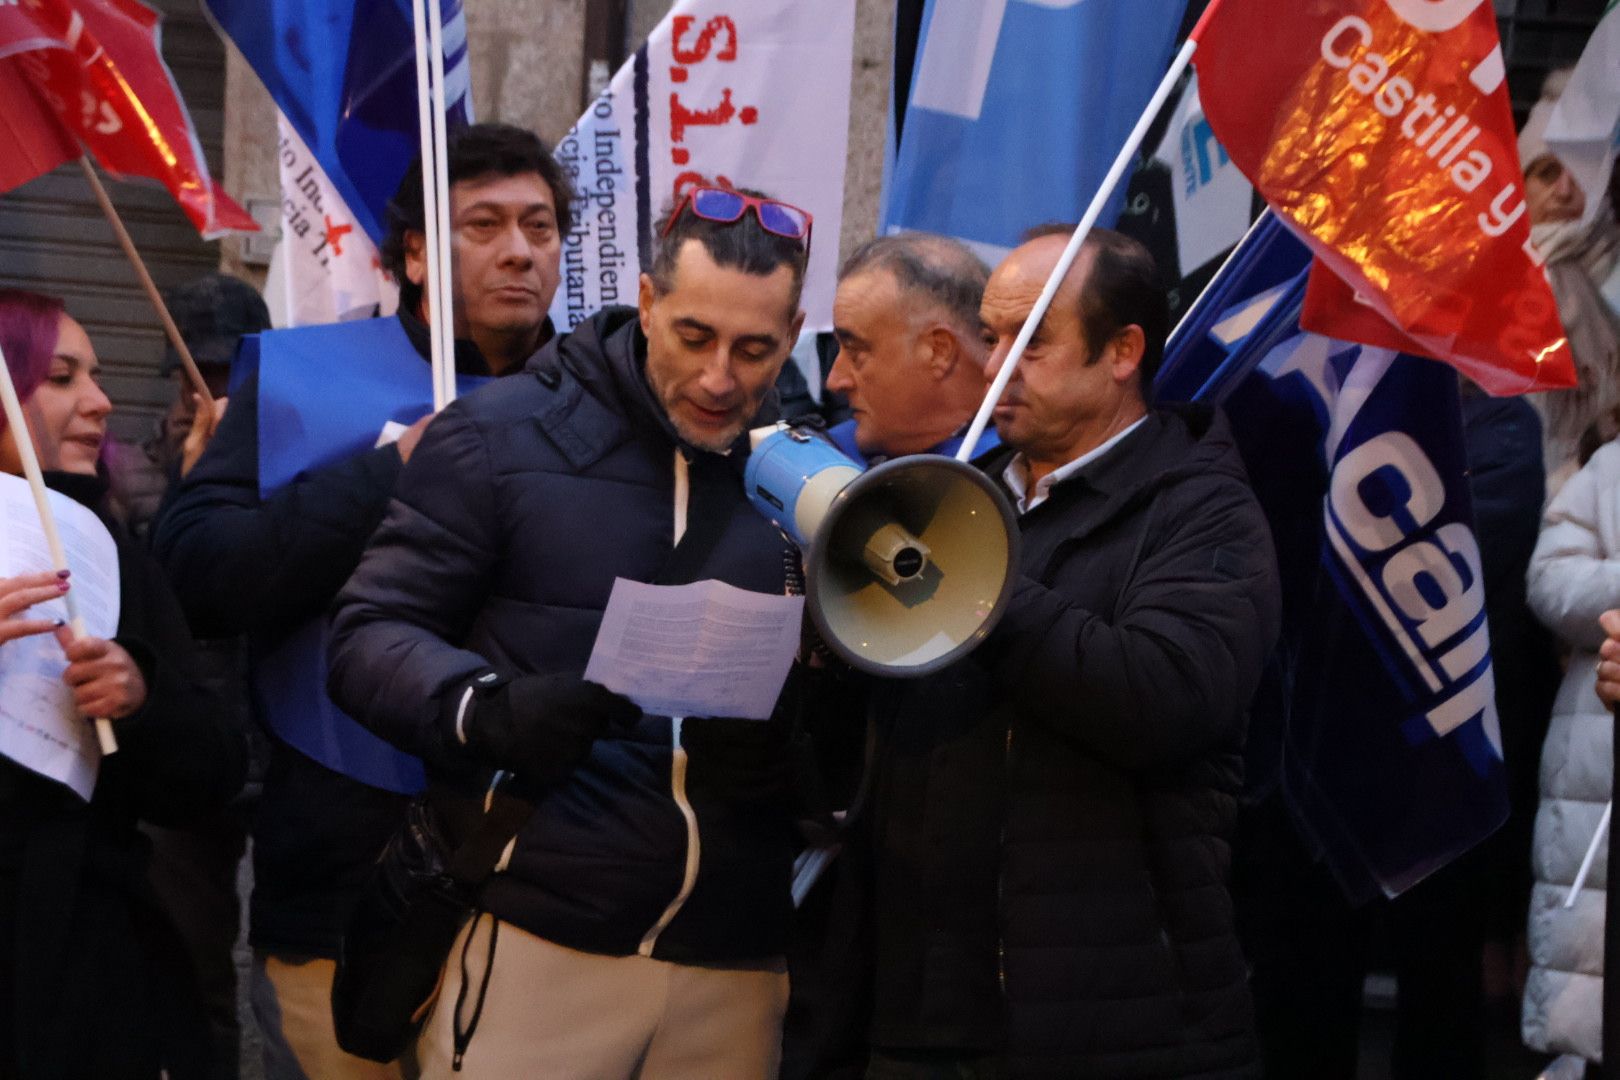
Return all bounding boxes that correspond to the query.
[327,306,806,962]
[152,312,501,955]
[868,406,1281,1079]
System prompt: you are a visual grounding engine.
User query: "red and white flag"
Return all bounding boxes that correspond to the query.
[1193,0,1574,394]
[0,0,255,238]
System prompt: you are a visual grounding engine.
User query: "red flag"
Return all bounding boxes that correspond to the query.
[1193,0,1575,394]
[0,0,256,238]
[0,61,77,191]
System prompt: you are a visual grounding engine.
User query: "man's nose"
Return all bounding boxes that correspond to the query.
[498,220,534,264]
[697,347,738,399]
[825,350,854,394]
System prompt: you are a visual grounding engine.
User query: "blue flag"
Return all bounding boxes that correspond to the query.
[1159,217,1508,901]
[883,0,1188,258]
[230,318,488,794]
[202,0,472,245]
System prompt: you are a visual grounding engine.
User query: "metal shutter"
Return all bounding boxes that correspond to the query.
[0,0,226,447]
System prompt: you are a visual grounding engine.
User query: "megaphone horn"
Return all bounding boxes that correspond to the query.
[746,424,1020,677]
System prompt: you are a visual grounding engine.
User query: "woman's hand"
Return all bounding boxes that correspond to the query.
[1597,609,1620,708]
[0,571,68,644]
[54,625,147,720]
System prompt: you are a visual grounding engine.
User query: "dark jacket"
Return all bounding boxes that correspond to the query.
[327,306,807,963]
[151,312,503,955]
[0,472,247,1078]
[868,407,1281,1079]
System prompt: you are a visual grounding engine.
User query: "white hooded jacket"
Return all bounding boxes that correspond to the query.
[1524,440,1618,1063]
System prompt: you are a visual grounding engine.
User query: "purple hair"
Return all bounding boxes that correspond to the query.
[0,288,66,436]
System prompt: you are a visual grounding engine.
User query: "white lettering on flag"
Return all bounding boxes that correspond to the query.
[551,0,855,332]
[1151,73,1253,273]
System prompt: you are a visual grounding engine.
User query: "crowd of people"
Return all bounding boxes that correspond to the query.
[0,92,1616,1080]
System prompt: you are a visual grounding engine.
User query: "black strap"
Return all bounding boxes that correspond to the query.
[444,786,536,889]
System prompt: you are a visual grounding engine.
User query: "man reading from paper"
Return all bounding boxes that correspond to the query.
[328,186,824,1076]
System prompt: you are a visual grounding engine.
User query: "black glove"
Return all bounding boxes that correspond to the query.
[680,716,799,806]
[446,672,641,788]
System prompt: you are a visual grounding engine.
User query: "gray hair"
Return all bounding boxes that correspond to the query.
[839,233,988,337]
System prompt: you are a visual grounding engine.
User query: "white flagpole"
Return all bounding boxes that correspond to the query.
[426,0,457,409]
[955,36,1201,463]
[410,0,449,413]
[1566,801,1611,909]
[0,342,117,755]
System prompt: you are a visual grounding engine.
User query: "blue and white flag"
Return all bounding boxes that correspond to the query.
[203,0,473,245]
[1160,217,1508,900]
[883,0,1188,263]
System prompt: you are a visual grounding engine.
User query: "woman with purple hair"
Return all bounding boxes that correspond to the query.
[0,288,247,1077]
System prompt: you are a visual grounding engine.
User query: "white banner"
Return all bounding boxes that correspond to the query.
[1545,2,1620,229]
[1152,73,1253,274]
[551,0,855,333]
[265,114,398,329]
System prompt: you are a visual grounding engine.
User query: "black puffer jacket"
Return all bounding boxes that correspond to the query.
[868,407,1281,1078]
[328,307,807,962]
[0,472,247,1078]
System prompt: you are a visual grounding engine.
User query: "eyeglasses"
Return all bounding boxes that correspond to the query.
[661,187,813,255]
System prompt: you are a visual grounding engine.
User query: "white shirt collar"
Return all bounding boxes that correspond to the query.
[1002,415,1149,514]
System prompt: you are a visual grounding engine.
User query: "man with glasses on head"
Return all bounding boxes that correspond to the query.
[328,186,823,1076]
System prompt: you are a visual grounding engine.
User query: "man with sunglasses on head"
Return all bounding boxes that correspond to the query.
[328,186,825,1076]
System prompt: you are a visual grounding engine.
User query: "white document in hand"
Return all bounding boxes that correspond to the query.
[584,578,805,721]
[0,473,120,799]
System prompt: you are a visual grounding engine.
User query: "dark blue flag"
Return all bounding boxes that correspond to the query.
[1159,217,1508,900]
[203,0,472,245]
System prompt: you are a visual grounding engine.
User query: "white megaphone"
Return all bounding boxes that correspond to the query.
[745,423,1020,676]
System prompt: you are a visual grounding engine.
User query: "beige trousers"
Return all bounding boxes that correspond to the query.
[258,951,408,1080]
[417,915,789,1079]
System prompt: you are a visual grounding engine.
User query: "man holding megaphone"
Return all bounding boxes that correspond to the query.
[326,186,838,1077]
[856,225,1283,1079]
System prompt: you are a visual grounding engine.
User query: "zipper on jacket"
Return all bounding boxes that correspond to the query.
[639,448,700,956]
[639,716,702,956]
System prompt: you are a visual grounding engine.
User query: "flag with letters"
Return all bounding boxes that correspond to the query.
[550,0,855,332]
[1158,214,1508,899]
[1192,0,1574,394]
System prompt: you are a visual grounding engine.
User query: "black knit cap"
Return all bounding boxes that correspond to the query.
[160,273,272,374]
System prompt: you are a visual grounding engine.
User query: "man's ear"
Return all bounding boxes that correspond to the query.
[403,230,427,287]
[921,324,959,380]
[1109,325,1146,385]
[788,308,806,347]
[638,273,656,335]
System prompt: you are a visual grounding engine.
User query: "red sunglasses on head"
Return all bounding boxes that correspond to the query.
[661,186,813,255]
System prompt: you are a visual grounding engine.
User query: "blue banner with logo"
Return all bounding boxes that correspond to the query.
[202,0,473,245]
[883,0,1188,259]
[1159,217,1508,900]
[235,317,488,794]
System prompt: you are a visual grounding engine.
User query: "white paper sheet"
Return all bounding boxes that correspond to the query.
[584,578,805,721]
[0,473,120,799]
